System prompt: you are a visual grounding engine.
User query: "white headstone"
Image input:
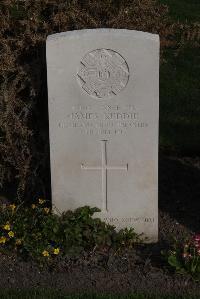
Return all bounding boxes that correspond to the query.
[47,29,159,242]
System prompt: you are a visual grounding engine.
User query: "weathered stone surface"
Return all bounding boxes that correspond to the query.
[47,29,159,242]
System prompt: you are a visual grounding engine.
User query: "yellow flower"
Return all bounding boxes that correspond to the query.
[16,239,22,245]
[8,231,14,238]
[31,204,36,209]
[3,223,10,231]
[42,250,49,257]
[39,198,45,205]
[9,204,16,211]
[53,248,60,255]
[44,207,50,214]
[0,236,7,244]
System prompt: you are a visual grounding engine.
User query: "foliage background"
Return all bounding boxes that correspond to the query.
[0,0,199,202]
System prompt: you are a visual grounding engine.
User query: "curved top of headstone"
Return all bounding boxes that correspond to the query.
[47,29,159,100]
[47,28,159,42]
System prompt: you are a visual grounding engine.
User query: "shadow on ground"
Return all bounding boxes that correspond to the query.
[159,155,200,234]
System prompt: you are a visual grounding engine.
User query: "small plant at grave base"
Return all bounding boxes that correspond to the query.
[0,200,142,264]
[166,234,200,280]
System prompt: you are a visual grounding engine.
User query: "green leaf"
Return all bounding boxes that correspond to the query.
[168,255,182,270]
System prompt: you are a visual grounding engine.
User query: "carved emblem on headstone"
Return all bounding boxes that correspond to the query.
[77,49,129,99]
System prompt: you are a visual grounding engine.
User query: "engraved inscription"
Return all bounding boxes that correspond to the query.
[103,217,155,223]
[58,104,149,135]
[77,49,129,99]
[81,140,128,212]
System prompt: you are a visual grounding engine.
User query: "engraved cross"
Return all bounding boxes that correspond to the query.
[81,140,128,212]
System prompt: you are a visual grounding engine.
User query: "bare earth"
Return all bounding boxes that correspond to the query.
[0,155,199,296]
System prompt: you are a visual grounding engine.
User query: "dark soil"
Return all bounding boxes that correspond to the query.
[0,155,199,296]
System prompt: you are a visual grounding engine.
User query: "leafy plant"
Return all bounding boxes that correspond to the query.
[166,235,200,280]
[0,200,142,264]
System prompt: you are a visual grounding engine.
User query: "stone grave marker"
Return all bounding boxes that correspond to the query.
[47,29,159,242]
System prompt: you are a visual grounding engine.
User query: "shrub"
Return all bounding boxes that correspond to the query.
[0,200,143,264]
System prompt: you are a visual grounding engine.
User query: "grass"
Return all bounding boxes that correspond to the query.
[158,0,200,22]
[160,46,200,155]
[158,0,200,155]
[0,290,199,299]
